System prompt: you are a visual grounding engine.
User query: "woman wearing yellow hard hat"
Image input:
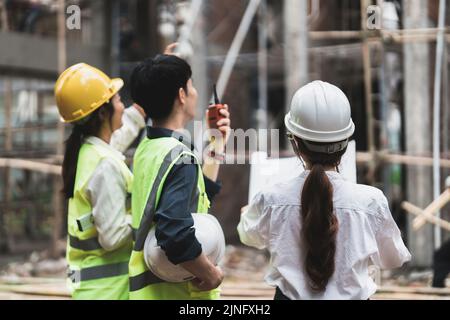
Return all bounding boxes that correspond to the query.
[54,63,145,300]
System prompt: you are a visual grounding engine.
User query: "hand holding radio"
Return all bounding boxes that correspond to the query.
[207,85,231,146]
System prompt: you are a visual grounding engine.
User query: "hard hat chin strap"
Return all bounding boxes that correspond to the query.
[288,134,306,170]
[302,139,349,154]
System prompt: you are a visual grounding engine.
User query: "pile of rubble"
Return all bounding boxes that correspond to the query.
[1,241,66,279]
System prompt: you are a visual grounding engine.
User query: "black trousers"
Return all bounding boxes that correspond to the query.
[273,287,372,300]
[432,239,450,288]
[274,287,290,300]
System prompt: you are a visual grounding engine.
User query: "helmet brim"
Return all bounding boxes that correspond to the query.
[111,78,124,95]
[285,112,355,143]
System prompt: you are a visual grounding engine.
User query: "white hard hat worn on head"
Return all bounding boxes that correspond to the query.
[144,213,226,283]
[285,81,355,153]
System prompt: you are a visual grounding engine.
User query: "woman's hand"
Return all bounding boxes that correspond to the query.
[132,103,146,118]
[241,205,249,215]
[164,43,179,56]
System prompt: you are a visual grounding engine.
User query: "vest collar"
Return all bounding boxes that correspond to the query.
[85,136,126,161]
[146,126,195,151]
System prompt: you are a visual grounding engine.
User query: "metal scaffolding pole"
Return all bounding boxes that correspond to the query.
[216,0,262,99]
[257,0,268,132]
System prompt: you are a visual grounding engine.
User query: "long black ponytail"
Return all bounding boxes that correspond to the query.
[292,138,347,292]
[62,102,114,199]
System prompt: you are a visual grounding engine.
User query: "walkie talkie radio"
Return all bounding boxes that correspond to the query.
[208,84,226,130]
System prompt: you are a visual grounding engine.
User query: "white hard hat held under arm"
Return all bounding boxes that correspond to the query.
[144,213,226,283]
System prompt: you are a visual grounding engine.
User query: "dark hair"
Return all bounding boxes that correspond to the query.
[62,102,114,199]
[129,54,192,121]
[292,138,346,292]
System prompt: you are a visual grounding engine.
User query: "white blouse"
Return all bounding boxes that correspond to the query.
[83,107,145,251]
[238,171,411,300]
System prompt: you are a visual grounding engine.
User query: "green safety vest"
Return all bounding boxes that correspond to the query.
[66,141,133,300]
[129,137,220,300]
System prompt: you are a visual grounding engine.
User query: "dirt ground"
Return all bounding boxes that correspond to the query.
[0,245,449,300]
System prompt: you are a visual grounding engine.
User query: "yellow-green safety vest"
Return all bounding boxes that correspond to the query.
[66,141,133,300]
[129,137,220,300]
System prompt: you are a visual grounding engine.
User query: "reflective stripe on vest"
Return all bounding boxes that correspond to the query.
[68,262,129,283]
[131,177,198,243]
[129,270,165,291]
[69,235,102,251]
[133,145,187,252]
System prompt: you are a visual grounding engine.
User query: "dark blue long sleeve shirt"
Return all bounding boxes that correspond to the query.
[148,127,222,265]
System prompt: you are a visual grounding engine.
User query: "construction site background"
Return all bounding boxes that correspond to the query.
[0,0,449,299]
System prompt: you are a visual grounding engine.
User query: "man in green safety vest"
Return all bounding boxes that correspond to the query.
[128,54,231,300]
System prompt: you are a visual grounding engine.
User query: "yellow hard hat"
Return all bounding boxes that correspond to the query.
[54,63,124,123]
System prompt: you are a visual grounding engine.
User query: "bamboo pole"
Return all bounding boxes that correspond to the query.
[222,148,450,167]
[402,201,450,232]
[431,0,447,249]
[51,0,66,259]
[1,79,13,253]
[356,152,450,168]
[1,0,12,253]
[377,285,450,296]
[0,0,8,33]
[0,158,61,175]
[361,0,376,184]
[412,189,450,230]
[0,284,70,298]
[309,28,450,42]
